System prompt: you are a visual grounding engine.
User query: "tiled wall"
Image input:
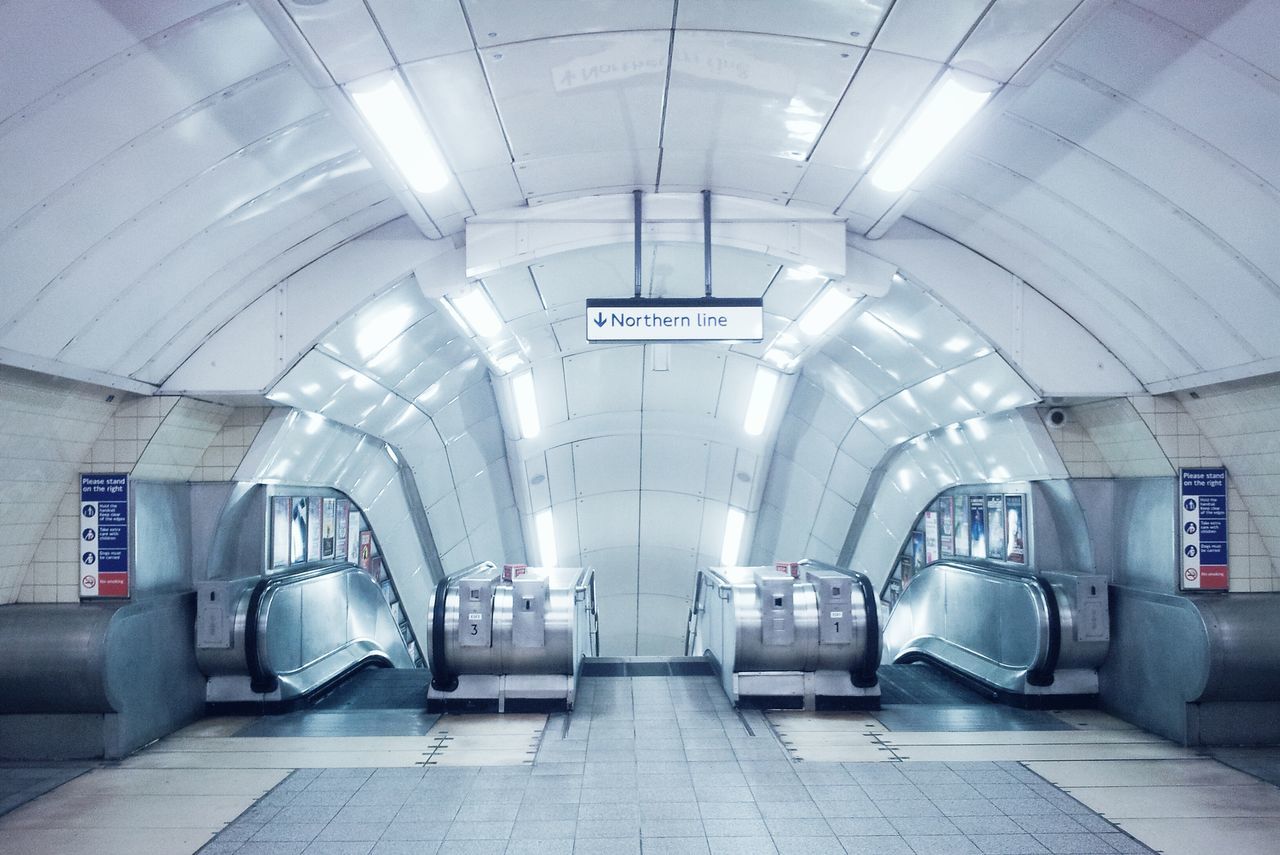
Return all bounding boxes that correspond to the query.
[1044,393,1280,593]
[192,406,272,481]
[0,368,119,604]
[18,397,238,603]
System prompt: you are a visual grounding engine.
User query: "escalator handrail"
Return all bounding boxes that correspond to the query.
[245,561,364,694]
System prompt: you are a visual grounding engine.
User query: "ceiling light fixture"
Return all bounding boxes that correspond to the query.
[797,287,860,337]
[448,287,503,338]
[347,74,450,194]
[743,366,780,437]
[535,508,557,567]
[721,507,746,566]
[869,72,996,194]
[511,370,541,439]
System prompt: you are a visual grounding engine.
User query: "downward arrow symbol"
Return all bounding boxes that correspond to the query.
[593,312,607,328]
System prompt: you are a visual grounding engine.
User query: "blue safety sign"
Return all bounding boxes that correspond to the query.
[80,473,130,598]
[1179,467,1228,591]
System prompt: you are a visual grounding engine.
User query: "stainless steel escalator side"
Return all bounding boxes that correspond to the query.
[881,561,1110,697]
[196,564,414,704]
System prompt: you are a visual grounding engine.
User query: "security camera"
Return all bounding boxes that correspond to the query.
[1045,408,1068,428]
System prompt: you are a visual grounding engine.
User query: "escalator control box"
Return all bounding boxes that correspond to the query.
[459,576,497,647]
[512,575,548,648]
[806,569,853,646]
[753,569,795,646]
[1075,575,1110,643]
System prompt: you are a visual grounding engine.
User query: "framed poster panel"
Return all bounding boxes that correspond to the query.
[271,496,290,569]
[986,495,1006,560]
[954,496,970,557]
[968,496,987,559]
[1005,495,1027,564]
[924,511,940,564]
[334,499,350,564]
[939,497,955,557]
[321,497,336,559]
[347,511,362,564]
[306,497,322,563]
[289,497,307,564]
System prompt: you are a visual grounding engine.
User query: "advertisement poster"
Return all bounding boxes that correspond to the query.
[1180,467,1229,591]
[969,496,987,559]
[306,497,322,564]
[290,497,307,564]
[335,499,350,564]
[347,511,362,564]
[954,496,970,557]
[939,496,955,557]
[321,498,336,559]
[986,495,1006,560]
[271,496,290,569]
[924,511,940,565]
[910,530,925,574]
[79,473,130,598]
[359,530,373,572]
[1005,495,1026,564]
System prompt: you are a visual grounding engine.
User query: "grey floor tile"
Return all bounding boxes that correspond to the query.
[949,816,1024,836]
[840,836,916,855]
[877,798,944,818]
[380,820,447,841]
[510,819,576,838]
[640,839,710,855]
[576,818,642,838]
[931,799,1002,818]
[316,823,389,842]
[757,801,822,819]
[699,818,769,837]
[812,798,883,819]
[902,835,983,854]
[579,803,640,821]
[642,802,701,820]
[1094,833,1153,854]
[693,785,755,803]
[697,802,762,820]
[251,822,325,843]
[372,843,440,855]
[773,836,845,855]
[1011,815,1087,835]
[991,799,1063,816]
[1029,833,1117,854]
[824,816,898,836]
[640,818,705,837]
[506,840,573,855]
[889,816,962,836]
[301,843,375,855]
[236,844,309,855]
[763,817,825,837]
[707,837,777,854]
[435,842,508,855]
[967,833,1049,854]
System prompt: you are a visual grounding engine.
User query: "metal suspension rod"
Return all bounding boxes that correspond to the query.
[633,189,643,299]
[702,189,712,297]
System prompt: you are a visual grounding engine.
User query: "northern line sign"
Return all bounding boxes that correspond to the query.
[585,297,764,343]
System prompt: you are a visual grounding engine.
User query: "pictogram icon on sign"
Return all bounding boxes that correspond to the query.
[1184,545,1198,558]
[82,552,96,565]
[82,528,96,541]
[1185,567,1199,581]
[82,505,96,518]
[82,575,96,588]
[1184,522,1197,535]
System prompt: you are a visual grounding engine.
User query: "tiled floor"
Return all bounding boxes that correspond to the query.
[0,764,90,817]
[4,673,1280,854]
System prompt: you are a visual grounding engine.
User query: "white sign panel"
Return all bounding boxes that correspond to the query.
[585,298,764,342]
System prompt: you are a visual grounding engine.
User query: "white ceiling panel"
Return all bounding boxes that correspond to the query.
[637,544,700,596]
[545,443,577,506]
[642,347,723,415]
[484,268,546,322]
[564,348,643,417]
[531,243,636,308]
[951,0,1081,82]
[810,49,940,172]
[367,0,474,63]
[516,150,660,203]
[573,435,641,497]
[1127,0,1280,80]
[283,0,395,83]
[840,420,890,470]
[584,553,639,593]
[642,436,710,497]
[645,244,779,300]
[457,164,526,214]
[788,162,859,211]
[678,0,886,46]
[465,0,674,47]
[663,31,859,160]
[1056,3,1280,188]
[319,279,432,365]
[827,450,871,505]
[576,492,641,552]
[640,492,705,549]
[404,51,511,172]
[481,32,668,159]
[658,150,808,202]
[872,0,990,62]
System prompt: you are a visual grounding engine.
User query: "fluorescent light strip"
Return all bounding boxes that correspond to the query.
[535,508,557,567]
[511,370,541,439]
[743,366,780,437]
[797,287,859,338]
[348,75,450,194]
[869,73,995,194]
[721,507,746,566]
[450,288,503,338]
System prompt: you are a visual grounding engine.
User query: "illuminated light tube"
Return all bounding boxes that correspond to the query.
[535,508,557,567]
[721,507,746,566]
[511,370,541,439]
[347,74,450,193]
[743,366,780,437]
[797,287,859,337]
[450,287,503,338]
[869,72,996,194]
